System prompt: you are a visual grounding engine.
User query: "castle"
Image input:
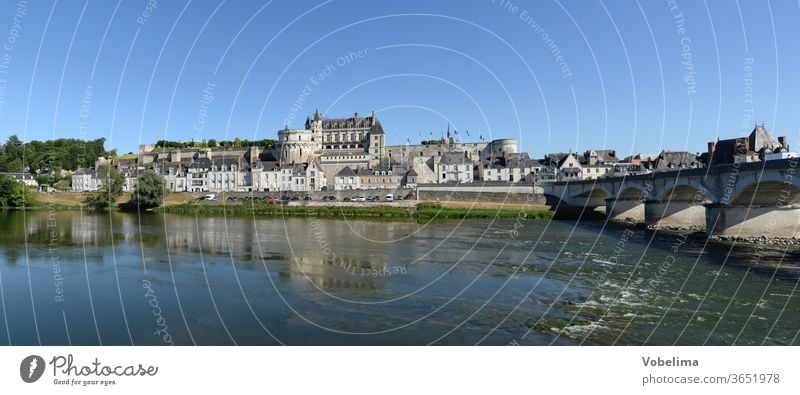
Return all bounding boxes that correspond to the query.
[118,109,522,193]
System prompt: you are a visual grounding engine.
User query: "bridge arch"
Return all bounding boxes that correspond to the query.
[542,192,568,207]
[655,178,717,203]
[570,186,613,199]
[616,185,652,200]
[729,172,800,206]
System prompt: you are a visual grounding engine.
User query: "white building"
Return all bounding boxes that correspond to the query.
[557,153,583,181]
[71,168,100,191]
[334,166,360,190]
[0,172,38,188]
[436,152,474,183]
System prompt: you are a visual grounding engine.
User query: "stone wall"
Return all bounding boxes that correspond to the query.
[418,190,546,205]
[220,188,416,200]
[416,183,546,205]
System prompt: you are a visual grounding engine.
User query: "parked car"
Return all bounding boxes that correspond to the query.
[303,196,312,201]
[353,196,366,202]
[204,194,217,201]
[343,197,352,202]
[280,195,291,201]
[385,193,394,202]
[367,196,379,202]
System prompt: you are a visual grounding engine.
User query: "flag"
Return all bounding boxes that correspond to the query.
[454,130,459,135]
[466,130,470,137]
[429,131,433,136]
[480,135,484,141]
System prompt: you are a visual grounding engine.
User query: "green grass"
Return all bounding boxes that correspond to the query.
[158,203,415,219]
[158,201,556,221]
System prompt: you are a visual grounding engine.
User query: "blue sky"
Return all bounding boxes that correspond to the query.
[0,0,798,158]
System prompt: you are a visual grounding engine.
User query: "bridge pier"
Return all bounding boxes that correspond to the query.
[705,204,800,238]
[645,200,706,229]
[605,198,644,222]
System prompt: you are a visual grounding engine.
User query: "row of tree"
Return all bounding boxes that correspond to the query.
[0,135,112,174]
[84,169,168,211]
[155,138,276,149]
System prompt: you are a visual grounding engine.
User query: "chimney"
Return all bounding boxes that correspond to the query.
[779,136,788,149]
[707,141,715,157]
[354,112,358,124]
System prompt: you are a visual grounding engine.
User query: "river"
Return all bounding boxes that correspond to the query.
[0,210,798,345]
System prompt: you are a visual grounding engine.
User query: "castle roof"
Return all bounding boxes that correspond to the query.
[307,110,383,134]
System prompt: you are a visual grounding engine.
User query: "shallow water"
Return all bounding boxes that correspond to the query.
[0,210,797,345]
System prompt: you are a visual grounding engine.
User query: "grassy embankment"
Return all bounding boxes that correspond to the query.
[22,192,561,220]
[28,192,199,211]
[159,201,556,220]
[160,202,416,218]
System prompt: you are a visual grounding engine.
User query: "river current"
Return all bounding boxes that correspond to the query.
[0,210,797,345]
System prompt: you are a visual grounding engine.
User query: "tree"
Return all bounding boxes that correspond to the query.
[130,171,168,209]
[207,139,217,148]
[0,136,110,173]
[53,180,71,191]
[85,167,124,210]
[36,175,51,187]
[0,175,35,208]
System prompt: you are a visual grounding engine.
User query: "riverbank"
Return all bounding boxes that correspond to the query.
[157,201,557,221]
[9,192,558,220]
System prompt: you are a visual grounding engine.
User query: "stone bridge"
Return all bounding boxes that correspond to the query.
[540,159,800,238]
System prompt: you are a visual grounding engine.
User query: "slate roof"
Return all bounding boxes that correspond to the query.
[356,167,375,176]
[307,109,383,134]
[189,157,212,169]
[439,152,472,165]
[261,161,280,171]
[543,152,571,167]
[0,172,36,181]
[213,158,240,168]
[336,166,357,177]
[557,153,582,168]
[654,151,702,171]
[585,149,619,163]
[291,163,307,176]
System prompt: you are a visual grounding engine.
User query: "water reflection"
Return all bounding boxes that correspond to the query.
[283,250,393,290]
[0,210,798,346]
